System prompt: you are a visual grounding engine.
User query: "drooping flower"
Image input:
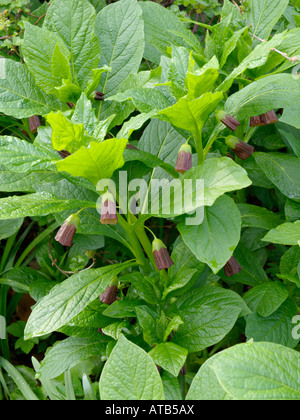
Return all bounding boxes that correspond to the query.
[216,110,241,132]
[152,238,174,270]
[57,150,71,159]
[100,191,118,225]
[225,136,255,160]
[93,91,105,101]
[224,256,242,277]
[55,214,80,247]
[99,284,118,305]
[250,110,278,127]
[29,115,41,134]
[175,143,192,174]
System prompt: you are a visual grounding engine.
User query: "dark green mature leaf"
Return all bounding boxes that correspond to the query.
[140,1,202,64]
[226,74,300,121]
[246,0,289,42]
[187,342,300,400]
[95,0,144,97]
[170,286,249,352]
[237,203,283,230]
[254,153,300,200]
[178,195,241,274]
[243,282,289,317]
[99,335,165,400]
[39,337,110,379]
[25,262,136,339]
[0,218,23,240]
[149,343,188,377]
[245,299,299,348]
[44,0,100,89]
[0,192,95,220]
[0,59,67,118]
[262,221,300,246]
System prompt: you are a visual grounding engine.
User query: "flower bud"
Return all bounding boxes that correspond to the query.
[152,238,174,270]
[93,91,105,101]
[224,256,242,277]
[100,191,118,225]
[225,136,254,160]
[55,214,80,247]
[250,110,278,127]
[67,102,75,109]
[216,110,241,132]
[126,143,138,150]
[57,150,71,159]
[29,115,41,134]
[175,143,192,174]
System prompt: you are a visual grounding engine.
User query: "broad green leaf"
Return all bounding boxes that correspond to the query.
[117,111,157,139]
[99,335,165,400]
[237,203,283,230]
[108,87,173,114]
[178,195,241,274]
[243,282,289,317]
[170,286,248,352]
[254,152,300,200]
[47,111,86,154]
[39,337,109,379]
[0,136,57,173]
[140,1,202,64]
[149,343,188,377]
[187,341,300,400]
[44,0,100,89]
[0,218,23,240]
[95,0,144,98]
[55,138,127,185]
[186,352,232,400]
[162,267,198,300]
[168,46,190,99]
[158,92,223,137]
[218,32,289,92]
[262,221,300,246]
[245,299,299,348]
[186,66,219,100]
[280,246,300,284]
[220,27,248,68]
[161,371,183,401]
[246,0,289,42]
[144,157,251,219]
[22,23,71,95]
[277,123,300,158]
[25,262,135,339]
[101,321,130,340]
[0,192,95,220]
[72,93,98,136]
[285,200,300,222]
[225,74,300,121]
[0,59,67,118]
[0,170,62,193]
[120,272,161,305]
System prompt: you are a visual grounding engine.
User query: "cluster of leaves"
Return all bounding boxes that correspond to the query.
[0,0,300,401]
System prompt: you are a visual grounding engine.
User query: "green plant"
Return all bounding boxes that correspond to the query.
[0,0,299,401]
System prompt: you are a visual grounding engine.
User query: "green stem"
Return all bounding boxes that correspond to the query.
[203,123,223,159]
[134,222,159,272]
[117,215,146,266]
[193,129,204,164]
[21,118,35,143]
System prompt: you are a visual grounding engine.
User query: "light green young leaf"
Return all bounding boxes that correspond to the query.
[178,195,241,274]
[55,138,127,185]
[158,92,223,137]
[100,335,165,400]
[25,262,135,339]
[47,111,86,154]
[72,93,98,136]
[149,343,188,377]
[44,0,100,89]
